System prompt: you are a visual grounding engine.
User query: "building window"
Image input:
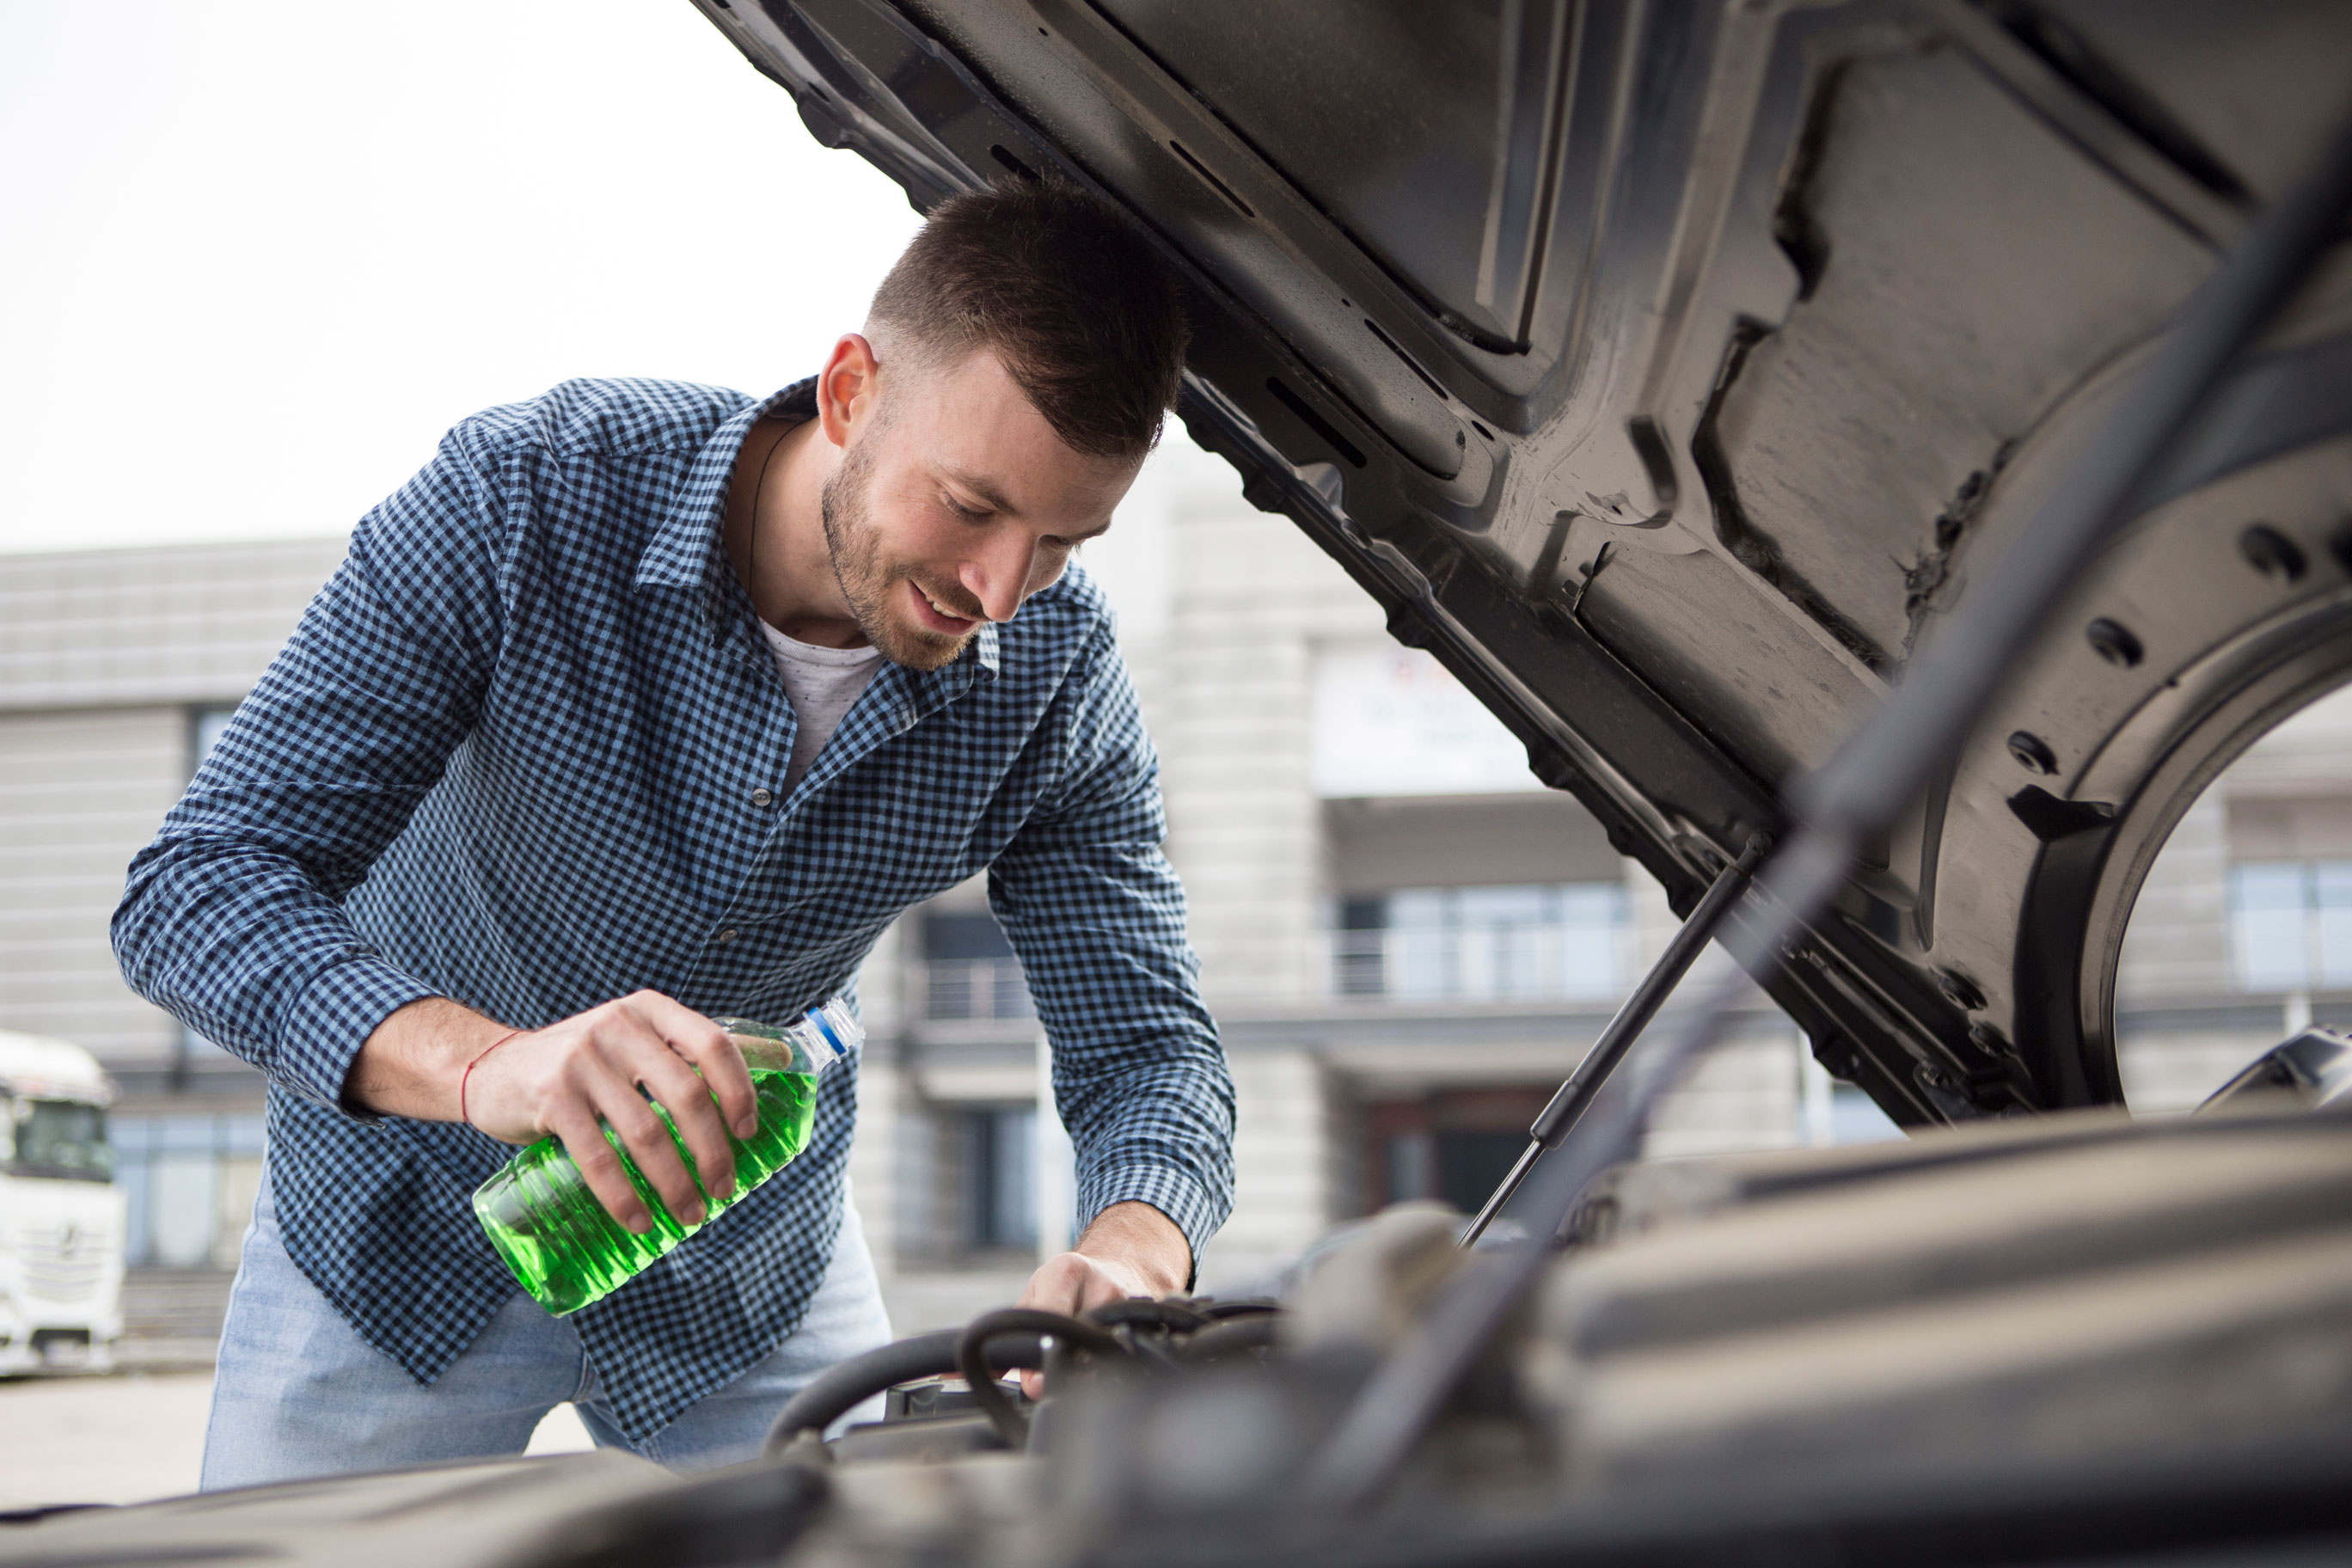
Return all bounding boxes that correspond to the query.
[1332,883,1629,1001]
[2230,861,2352,990]
[922,910,1035,1021]
[1363,1088,1547,1215]
[964,1106,1038,1251]
[191,704,236,773]
[109,1113,266,1269]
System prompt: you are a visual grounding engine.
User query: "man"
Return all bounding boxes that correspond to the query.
[113,180,1234,1485]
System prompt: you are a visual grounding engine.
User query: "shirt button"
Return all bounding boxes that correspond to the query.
[717,928,738,945]
[751,787,774,807]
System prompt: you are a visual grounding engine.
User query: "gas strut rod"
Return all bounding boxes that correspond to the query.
[1457,835,1768,1248]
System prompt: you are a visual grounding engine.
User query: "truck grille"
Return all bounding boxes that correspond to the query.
[19,1227,107,1303]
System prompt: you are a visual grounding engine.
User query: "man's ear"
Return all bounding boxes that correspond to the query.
[817,334,880,450]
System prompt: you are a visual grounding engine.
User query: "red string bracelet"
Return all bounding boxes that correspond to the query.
[458,1029,525,1130]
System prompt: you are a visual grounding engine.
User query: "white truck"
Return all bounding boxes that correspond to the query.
[0,1029,125,1373]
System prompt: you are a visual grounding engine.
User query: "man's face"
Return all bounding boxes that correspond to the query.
[821,348,1142,671]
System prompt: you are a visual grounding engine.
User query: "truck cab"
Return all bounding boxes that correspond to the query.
[0,1029,126,1373]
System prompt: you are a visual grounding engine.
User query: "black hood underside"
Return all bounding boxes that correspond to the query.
[695,0,2352,1130]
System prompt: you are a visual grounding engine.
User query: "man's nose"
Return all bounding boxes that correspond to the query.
[959,533,1038,623]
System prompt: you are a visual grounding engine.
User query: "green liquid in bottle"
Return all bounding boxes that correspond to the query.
[471,1004,854,1316]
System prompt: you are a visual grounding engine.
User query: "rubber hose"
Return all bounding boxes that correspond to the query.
[760,1326,1044,1456]
[956,1308,1127,1450]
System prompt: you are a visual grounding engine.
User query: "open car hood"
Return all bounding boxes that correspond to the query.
[691,0,2352,1129]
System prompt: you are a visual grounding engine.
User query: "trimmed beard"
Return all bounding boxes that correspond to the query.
[818,432,988,671]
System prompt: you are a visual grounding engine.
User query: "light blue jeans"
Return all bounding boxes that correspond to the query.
[200,1172,893,1490]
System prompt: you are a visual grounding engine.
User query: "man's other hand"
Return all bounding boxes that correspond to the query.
[347,992,759,1235]
[1013,1200,1190,1397]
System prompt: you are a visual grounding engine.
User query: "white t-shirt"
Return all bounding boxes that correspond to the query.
[760,621,885,796]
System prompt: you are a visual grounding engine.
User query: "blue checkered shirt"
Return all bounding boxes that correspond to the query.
[113,377,1234,1441]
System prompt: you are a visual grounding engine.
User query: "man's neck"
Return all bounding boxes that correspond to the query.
[726,414,867,648]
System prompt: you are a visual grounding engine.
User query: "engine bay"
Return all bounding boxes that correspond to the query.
[7,1050,2348,1567]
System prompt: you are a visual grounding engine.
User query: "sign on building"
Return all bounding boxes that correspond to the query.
[1310,644,1543,798]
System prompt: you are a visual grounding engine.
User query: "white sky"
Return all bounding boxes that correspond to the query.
[0,3,1239,643]
[0,3,934,555]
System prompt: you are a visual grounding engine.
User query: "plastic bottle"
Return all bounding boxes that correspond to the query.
[472,1001,859,1315]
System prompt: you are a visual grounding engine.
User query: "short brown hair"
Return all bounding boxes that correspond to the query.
[867,180,1187,459]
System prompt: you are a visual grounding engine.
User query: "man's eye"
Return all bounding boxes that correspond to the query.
[946,496,988,522]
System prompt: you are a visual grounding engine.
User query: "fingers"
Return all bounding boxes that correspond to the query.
[634,992,759,1142]
[1014,1253,1143,1398]
[633,1042,738,1207]
[1015,1258,1083,1399]
[475,991,763,1236]
[560,995,737,1229]
[1016,1253,1090,1315]
[577,1053,710,1229]
[546,1103,653,1235]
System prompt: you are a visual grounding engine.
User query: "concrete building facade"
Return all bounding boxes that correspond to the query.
[1,438,2335,1332]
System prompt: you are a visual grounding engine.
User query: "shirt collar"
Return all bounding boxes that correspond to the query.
[634,378,818,596]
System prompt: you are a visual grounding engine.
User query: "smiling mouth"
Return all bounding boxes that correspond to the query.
[907,579,982,633]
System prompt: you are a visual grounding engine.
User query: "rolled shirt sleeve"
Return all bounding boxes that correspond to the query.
[112,419,510,1114]
[988,622,1237,1265]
